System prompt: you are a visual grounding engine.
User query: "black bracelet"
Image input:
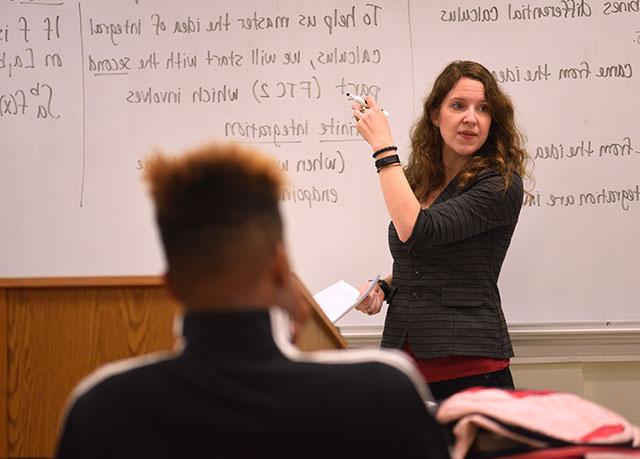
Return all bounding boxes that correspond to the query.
[377,279,394,301]
[375,154,400,173]
[372,145,398,158]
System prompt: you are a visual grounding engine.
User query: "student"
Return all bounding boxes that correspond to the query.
[352,61,529,400]
[55,143,449,459]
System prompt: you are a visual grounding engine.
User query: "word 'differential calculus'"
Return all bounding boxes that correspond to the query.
[439,1,592,23]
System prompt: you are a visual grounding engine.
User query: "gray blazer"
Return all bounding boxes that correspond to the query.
[381,168,523,360]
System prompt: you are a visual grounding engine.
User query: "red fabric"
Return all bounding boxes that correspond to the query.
[500,445,640,458]
[581,424,626,442]
[402,342,509,382]
[464,388,556,397]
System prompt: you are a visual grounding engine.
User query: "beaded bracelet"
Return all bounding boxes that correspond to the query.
[375,154,401,173]
[372,145,398,158]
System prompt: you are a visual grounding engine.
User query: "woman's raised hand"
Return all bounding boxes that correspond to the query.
[352,95,394,152]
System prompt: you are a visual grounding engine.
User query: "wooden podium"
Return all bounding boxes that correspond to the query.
[0,275,346,459]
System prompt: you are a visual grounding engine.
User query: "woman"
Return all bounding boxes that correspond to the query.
[353,61,529,401]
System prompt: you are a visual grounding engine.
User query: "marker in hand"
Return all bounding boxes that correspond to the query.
[347,93,390,117]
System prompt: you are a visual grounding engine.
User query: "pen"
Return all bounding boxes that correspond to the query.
[346,93,390,117]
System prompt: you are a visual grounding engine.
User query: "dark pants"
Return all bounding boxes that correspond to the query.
[428,366,515,402]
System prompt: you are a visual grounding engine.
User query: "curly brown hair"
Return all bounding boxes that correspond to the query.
[405,61,529,201]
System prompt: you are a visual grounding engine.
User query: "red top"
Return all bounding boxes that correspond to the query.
[403,342,509,383]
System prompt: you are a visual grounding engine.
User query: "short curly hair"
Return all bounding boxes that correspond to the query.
[145,143,285,289]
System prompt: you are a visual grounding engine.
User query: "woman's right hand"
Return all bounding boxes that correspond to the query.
[354,281,384,316]
[352,96,394,152]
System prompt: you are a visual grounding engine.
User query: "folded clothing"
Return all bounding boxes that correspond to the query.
[436,388,640,459]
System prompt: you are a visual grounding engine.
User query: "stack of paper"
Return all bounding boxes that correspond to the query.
[313,275,380,323]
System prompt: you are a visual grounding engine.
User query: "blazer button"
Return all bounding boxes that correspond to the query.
[413,270,421,278]
[409,247,419,257]
[411,292,419,300]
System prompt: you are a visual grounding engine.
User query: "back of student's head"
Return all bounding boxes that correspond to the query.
[145,143,285,302]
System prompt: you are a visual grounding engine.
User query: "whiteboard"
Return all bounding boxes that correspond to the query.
[1,0,638,329]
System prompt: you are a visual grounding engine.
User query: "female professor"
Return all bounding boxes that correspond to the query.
[352,61,530,401]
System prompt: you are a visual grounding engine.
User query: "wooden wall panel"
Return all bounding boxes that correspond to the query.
[5,286,179,458]
[0,289,8,459]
